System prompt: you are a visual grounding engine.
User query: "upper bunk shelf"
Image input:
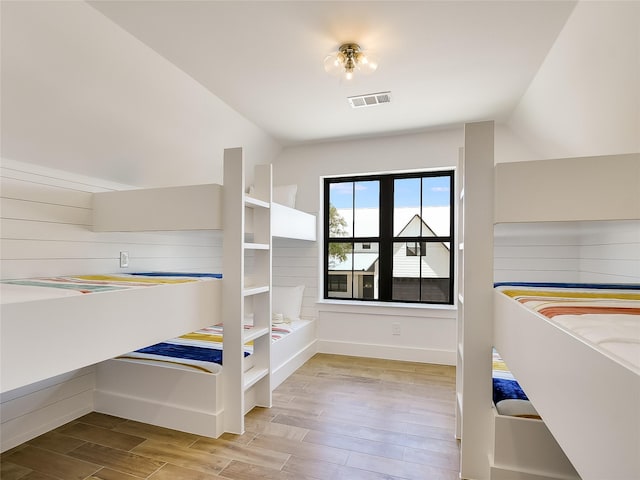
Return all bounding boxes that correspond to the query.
[494,153,640,224]
[93,183,317,240]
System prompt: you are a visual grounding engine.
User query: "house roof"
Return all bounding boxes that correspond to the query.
[337,207,451,237]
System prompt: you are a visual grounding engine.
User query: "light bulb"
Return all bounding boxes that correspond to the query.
[357,52,378,75]
[345,71,353,81]
[324,53,345,76]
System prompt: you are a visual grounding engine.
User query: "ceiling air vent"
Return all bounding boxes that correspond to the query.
[348,91,392,109]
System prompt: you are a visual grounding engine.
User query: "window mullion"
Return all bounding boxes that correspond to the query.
[378,176,393,301]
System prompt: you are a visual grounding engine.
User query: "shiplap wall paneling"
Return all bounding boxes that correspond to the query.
[0,368,95,452]
[272,238,318,319]
[579,220,640,283]
[1,164,222,280]
[494,220,640,284]
[494,223,581,283]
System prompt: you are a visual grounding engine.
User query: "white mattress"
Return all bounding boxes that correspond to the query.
[497,285,640,373]
[1,273,217,304]
[0,283,82,304]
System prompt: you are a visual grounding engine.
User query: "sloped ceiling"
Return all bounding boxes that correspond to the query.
[88,0,577,145]
[3,1,637,186]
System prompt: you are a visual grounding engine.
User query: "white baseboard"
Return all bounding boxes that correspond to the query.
[317,340,455,365]
[272,339,317,389]
[491,465,580,480]
[95,391,224,439]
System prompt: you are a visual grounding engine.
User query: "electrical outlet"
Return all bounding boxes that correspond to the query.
[119,251,129,268]
[392,322,401,335]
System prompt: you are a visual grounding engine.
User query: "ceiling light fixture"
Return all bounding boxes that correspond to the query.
[324,43,378,81]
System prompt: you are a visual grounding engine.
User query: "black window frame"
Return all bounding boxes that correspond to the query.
[324,170,455,305]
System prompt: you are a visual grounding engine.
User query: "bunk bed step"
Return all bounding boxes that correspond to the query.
[243,285,269,296]
[244,326,270,343]
[244,242,269,250]
[243,367,269,390]
[244,196,270,209]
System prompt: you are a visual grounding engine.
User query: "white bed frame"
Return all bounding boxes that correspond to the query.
[490,406,579,480]
[1,147,317,449]
[494,289,639,480]
[93,178,316,241]
[458,124,639,480]
[0,279,221,394]
[94,319,317,438]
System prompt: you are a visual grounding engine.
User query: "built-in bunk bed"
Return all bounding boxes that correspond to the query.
[0,147,317,449]
[457,123,639,480]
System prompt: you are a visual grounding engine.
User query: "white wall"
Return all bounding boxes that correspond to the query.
[273,128,462,365]
[274,128,462,213]
[1,1,281,188]
[0,159,223,452]
[499,1,640,163]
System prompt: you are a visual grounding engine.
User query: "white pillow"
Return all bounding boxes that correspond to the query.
[272,285,304,322]
[273,184,297,208]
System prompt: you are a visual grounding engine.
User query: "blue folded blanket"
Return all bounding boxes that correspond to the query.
[131,272,223,278]
[136,343,248,364]
[493,377,530,404]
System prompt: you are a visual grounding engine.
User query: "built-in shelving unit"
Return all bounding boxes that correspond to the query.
[223,148,272,435]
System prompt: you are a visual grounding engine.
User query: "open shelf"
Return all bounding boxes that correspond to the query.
[243,285,269,297]
[244,367,269,390]
[244,242,269,250]
[244,196,270,209]
[243,326,269,343]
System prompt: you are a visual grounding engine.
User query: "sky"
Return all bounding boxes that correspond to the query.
[329,176,451,209]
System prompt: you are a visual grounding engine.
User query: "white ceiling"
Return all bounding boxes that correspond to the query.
[88,1,577,146]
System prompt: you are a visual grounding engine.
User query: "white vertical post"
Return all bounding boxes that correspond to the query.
[223,147,245,434]
[459,121,494,480]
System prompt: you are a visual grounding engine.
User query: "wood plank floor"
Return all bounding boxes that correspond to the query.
[1,354,459,480]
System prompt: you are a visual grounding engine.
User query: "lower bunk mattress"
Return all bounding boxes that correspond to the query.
[114,320,306,374]
[492,348,540,419]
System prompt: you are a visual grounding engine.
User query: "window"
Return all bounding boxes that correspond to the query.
[406,242,426,257]
[324,170,454,304]
[328,274,348,293]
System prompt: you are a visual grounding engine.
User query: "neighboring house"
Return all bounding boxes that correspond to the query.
[392,214,450,302]
[328,214,450,301]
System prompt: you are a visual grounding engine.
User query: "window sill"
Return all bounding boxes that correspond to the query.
[316,299,457,318]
